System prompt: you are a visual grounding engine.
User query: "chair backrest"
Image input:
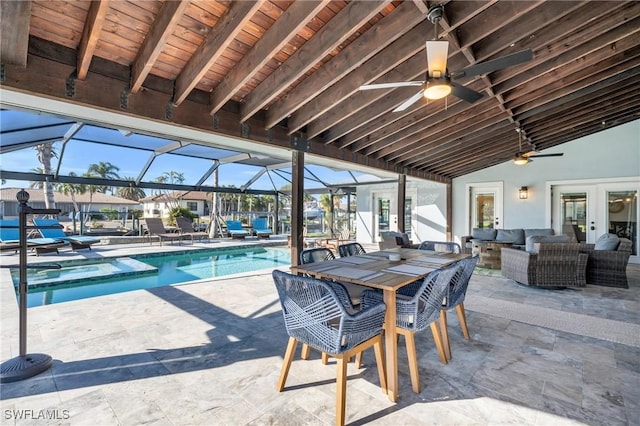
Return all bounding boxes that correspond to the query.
[272,270,385,354]
[418,240,461,254]
[226,220,244,231]
[175,216,195,232]
[444,256,478,309]
[0,219,20,241]
[253,218,269,230]
[300,247,336,264]
[338,242,366,257]
[398,264,462,332]
[32,218,66,239]
[145,218,168,235]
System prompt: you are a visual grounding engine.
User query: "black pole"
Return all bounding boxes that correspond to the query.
[0,190,60,383]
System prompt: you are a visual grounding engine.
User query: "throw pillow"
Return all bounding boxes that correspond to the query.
[496,229,525,245]
[526,235,570,253]
[472,228,497,241]
[524,228,555,239]
[594,233,620,251]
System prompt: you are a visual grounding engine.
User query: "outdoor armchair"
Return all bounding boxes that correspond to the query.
[272,270,387,426]
[337,242,366,257]
[361,264,462,394]
[144,218,186,245]
[501,243,587,288]
[579,236,632,288]
[418,240,462,254]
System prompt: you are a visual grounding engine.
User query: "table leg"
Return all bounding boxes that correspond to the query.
[382,289,398,402]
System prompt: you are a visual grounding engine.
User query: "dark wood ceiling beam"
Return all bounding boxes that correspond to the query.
[209,0,329,115]
[0,0,31,67]
[400,114,510,168]
[130,0,190,93]
[522,78,640,131]
[77,0,110,80]
[472,1,588,62]
[508,49,640,114]
[495,19,640,96]
[454,1,543,49]
[278,3,429,135]
[239,0,392,123]
[173,1,262,106]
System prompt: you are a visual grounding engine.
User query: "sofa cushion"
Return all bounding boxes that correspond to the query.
[526,235,570,253]
[594,233,620,251]
[524,228,555,239]
[496,229,525,245]
[472,228,497,241]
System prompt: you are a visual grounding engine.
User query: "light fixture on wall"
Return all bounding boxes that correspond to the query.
[519,186,528,199]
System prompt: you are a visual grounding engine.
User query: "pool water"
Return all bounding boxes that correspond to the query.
[13,246,290,307]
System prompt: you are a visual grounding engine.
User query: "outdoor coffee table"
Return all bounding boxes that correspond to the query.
[472,240,513,269]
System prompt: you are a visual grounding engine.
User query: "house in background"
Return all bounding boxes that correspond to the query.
[140,191,211,219]
[0,187,141,219]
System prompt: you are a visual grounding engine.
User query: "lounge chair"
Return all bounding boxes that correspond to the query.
[252,218,271,239]
[226,220,249,239]
[33,218,101,251]
[144,218,188,245]
[0,219,67,255]
[175,216,208,242]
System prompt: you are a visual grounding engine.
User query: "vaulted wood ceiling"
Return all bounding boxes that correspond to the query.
[2,1,639,183]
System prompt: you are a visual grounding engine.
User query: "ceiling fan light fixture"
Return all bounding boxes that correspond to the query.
[514,155,529,165]
[424,80,451,100]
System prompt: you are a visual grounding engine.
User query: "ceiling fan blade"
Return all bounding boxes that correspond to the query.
[426,40,448,78]
[359,81,423,90]
[452,49,533,79]
[527,153,564,158]
[393,91,424,112]
[450,82,484,103]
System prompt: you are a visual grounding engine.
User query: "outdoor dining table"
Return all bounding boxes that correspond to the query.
[290,247,470,402]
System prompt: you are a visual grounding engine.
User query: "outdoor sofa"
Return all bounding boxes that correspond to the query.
[461,227,556,253]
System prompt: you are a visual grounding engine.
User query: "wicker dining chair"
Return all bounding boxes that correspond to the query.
[272,270,387,426]
[417,240,462,254]
[439,255,478,361]
[338,242,366,257]
[361,263,462,394]
[300,247,336,264]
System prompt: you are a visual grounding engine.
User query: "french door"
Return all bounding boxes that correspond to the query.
[467,183,503,232]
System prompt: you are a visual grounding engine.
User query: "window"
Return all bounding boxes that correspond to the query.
[187,202,198,212]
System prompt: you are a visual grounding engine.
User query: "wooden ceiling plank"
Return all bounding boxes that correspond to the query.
[0,0,32,66]
[130,0,190,93]
[77,0,110,80]
[173,0,263,106]
[239,0,392,122]
[270,1,427,133]
[209,0,330,115]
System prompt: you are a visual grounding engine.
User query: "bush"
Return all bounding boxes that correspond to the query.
[168,206,197,226]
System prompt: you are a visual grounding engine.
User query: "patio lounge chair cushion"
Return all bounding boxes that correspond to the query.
[226,220,249,238]
[525,234,570,253]
[594,233,620,251]
[0,219,68,254]
[33,218,101,250]
[252,218,272,238]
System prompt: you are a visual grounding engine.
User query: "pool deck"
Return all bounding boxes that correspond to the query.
[1,239,639,425]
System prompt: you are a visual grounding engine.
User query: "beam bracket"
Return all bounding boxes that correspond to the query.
[0,64,4,82]
[120,88,130,109]
[165,102,173,121]
[267,129,273,143]
[241,122,250,139]
[290,135,310,152]
[212,114,219,130]
[65,71,77,98]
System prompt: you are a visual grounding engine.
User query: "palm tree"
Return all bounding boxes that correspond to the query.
[154,171,185,209]
[56,172,86,214]
[82,171,99,216]
[34,143,57,209]
[87,161,120,194]
[117,178,146,201]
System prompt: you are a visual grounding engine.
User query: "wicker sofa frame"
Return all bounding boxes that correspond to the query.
[501,243,587,288]
[578,238,632,288]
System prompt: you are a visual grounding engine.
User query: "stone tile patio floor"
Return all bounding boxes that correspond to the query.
[0,239,638,425]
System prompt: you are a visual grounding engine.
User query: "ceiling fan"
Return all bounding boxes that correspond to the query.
[359,4,534,112]
[513,128,564,165]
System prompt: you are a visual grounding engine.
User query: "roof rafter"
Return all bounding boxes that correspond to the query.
[77,0,110,80]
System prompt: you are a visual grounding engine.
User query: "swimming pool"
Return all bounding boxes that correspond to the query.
[11,246,291,307]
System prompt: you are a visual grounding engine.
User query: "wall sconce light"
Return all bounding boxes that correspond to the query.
[519,186,528,199]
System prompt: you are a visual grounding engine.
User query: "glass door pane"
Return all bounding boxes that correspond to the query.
[404,198,412,237]
[561,192,587,241]
[378,198,390,232]
[474,192,495,229]
[607,190,638,255]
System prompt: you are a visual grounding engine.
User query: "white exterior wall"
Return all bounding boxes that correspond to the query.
[355,180,447,244]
